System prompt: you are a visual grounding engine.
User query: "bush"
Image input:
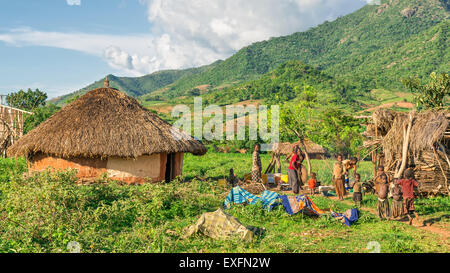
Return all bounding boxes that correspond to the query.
[0,170,224,253]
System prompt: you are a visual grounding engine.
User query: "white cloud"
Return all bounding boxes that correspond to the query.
[1,0,370,76]
[365,0,381,4]
[66,0,81,6]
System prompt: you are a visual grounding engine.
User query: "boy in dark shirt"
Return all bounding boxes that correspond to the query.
[377,173,390,220]
[397,169,419,225]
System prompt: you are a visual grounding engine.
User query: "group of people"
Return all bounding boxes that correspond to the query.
[372,166,419,225]
[251,143,419,225]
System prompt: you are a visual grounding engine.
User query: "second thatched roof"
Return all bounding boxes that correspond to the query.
[364,108,449,159]
[274,139,326,155]
[7,87,206,158]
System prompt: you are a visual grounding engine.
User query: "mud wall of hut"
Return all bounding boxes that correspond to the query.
[28,152,184,183]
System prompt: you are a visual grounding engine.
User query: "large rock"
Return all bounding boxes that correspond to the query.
[401,7,416,18]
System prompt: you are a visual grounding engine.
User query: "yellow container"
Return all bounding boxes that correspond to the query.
[218,179,227,187]
[281,175,289,183]
[262,174,268,184]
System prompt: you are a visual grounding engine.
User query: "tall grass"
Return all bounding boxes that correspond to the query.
[0,155,447,253]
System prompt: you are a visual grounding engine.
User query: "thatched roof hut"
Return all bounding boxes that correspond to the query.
[363,109,450,195]
[273,139,327,159]
[7,80,206,183]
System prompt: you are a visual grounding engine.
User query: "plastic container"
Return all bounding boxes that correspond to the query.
[218,179,227,187]
[281,175,289,183]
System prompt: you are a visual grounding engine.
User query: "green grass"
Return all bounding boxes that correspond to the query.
[183,152,374,185]
[0,154,448,253]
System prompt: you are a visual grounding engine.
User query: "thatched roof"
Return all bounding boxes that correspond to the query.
[274,139,326,155]
[381,109,449,161]
[7,87,206,158]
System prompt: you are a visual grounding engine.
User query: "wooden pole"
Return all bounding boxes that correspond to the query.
[394,111,415,179]
[373,120,378,177]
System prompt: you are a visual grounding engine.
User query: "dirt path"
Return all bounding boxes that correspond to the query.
[327,196,450,241]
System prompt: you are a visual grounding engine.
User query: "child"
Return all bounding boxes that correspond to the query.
[397,169,419,225]
[308,172,317,195]
[376,173,390,220]
[227,168,238,187]
[352,173,363,207]
[391,178,404,219]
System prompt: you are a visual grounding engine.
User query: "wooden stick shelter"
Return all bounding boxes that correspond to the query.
[0,96,33,157]
[362,109,450,195]
[7,79,206,183]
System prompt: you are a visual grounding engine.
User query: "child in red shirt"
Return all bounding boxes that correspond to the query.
[308,172,317,195]
[397,168,419,225]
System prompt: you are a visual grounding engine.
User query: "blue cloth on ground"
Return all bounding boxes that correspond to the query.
[223,186,280,211]
[331,208,359,227]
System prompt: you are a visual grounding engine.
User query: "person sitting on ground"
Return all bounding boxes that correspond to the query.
[352,173,363,207]
[397,169,419,225]
[390,178,404,220]
[377,173,390,220]
[308,172,317,195]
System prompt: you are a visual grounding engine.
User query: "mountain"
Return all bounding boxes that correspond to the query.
[51,60,222,105]
[202,60,362,107]
[163,0,449,97]
[55,0,449,105]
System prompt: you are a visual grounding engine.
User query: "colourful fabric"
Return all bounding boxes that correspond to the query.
[331,208,359,227]
[223,186,280,211]
[279,194,327,216]
[397,179,418,199]
[260,190,281,211]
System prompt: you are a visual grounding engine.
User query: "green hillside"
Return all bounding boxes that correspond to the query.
[162,0,449,97]
[55,0,449,105]
[329,20,449,90]
[51,60,222,105]
[202,61,362,107]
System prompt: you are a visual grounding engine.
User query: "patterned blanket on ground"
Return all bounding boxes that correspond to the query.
[223,186,281,211]
[279,194,328,216]
[184,208,262,241]
[331,208,359,227]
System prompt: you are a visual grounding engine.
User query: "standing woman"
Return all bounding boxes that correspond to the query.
[333,154,346,201]
[288,146,300,194]
[252,144,262,183]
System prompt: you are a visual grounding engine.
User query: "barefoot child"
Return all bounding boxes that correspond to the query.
[308,172,317,195]
[352,173,363,207]
[397,169,419,225]
[391,178,404,219]
[377,174,390,220]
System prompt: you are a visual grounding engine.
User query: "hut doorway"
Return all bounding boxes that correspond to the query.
[165,153,176,182]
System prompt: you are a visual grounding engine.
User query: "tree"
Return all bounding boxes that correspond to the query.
[402,72,450,110]
[6,88,47,111]
[23,104,60,134]
[316,107,363,157]
[279,85,319,176]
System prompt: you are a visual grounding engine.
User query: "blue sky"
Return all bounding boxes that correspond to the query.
[0,0,376,99]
